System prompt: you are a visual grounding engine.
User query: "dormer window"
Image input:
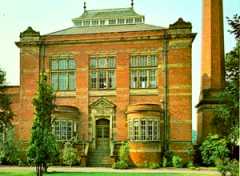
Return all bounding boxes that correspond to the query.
[100,20,105,25]
[126,18,134,24]
[135,17,142,23]
[118,19,125,24]
[109,19,116,25]
[92,20,99,26]
[79,21,83,26]
[83,20,90,26]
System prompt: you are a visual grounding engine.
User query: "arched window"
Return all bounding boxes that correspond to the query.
[50,58,76,91]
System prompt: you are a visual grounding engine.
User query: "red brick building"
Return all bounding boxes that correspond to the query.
[7,2,196,166]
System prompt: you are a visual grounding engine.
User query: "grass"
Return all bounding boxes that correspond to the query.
[0,170,219,176]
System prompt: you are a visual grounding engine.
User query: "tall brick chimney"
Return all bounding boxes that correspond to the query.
[197,0,225,142]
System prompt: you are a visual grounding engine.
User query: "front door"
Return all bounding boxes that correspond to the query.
[96,119,110,150]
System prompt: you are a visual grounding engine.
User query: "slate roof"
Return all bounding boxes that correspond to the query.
[73,8,143,20]
[47,23,164,36]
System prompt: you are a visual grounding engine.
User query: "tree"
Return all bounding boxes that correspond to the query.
[0,69,14,128]
[211,15,239,158]
[227,14,240,40]
[27,73,58,176]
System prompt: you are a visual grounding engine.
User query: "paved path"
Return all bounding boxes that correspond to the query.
[0,166,220,175]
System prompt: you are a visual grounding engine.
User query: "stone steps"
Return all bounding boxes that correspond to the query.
[87,150,112,167]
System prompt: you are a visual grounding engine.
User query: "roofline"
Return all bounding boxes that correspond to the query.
[43,26,167,37]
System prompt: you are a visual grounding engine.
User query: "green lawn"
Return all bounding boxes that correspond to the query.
[0,170,219,176]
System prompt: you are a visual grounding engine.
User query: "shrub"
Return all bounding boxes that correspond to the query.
[162,156,168,167]
[172,155,183,168]
[148,162,160,169]
[142,162,160,169]
[161,150,173,167]
[112,160,128,169]
[187,161,194,168]
[200,135,229,166]
[119,142,129,162]
[216,158,239,176]
[62,142,78,166]
[112,142,130,169]
[0,128,23,165]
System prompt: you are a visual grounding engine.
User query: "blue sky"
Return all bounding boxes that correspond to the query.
[0,0,239,130]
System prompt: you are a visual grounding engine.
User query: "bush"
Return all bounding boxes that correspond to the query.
[0,128,23,165]
[162,156,168,167]
[200,135,230,166]
[172,155,183,168]
[148,162,160,169]
[161,151,173,167]
[112,160,128,169]
[62,142,78,166]
[112,142,130,169]
[119,142,129,162]
[216,158,239,176]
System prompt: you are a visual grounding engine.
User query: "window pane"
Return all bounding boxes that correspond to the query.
[139,56,147,66]
[98,58,107,68]
[103,127,109,138]
[134,120,139,140]
[131,56,137,67]
[131,70,138,88]
[69,72,76,90]
[68,59,76,69]
[59,60,68,70]
[54,121,60,141]
[149,69,157,88]
[99,71,107,89]
[147,121,153,140]
[153,121,158,140]
[108,70,115,88]
[141,120,146,140]
[51,60,58,70]
[90,58,97,68]
[139,70,147,88]
[108,57,115,68]
[90,71,97,88]
[67,121,72,140]
[59,73,68,90]
[149,55,157,66]
[51,73,58,90]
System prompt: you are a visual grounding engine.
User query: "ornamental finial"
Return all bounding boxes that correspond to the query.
[131,0,134,8]
[84,1,86,12]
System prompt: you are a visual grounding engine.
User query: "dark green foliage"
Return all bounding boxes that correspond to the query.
[63,142,78,166]
[112,142,130,169]
[0,128,22,164]
[0,69,14,128]
[119,142,129,162]
[227,14,240,40]
[112,160,129,169]
[27,73,58,176]
[162,150,173,167]
[172,155,183,168]
[200,135,229,166]
[216,158,239,176]
[143,162,160,169]
[162,156,168,167]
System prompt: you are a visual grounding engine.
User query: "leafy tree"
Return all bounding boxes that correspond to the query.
[0,128,21,164]
[212,15,239,154]
[27,73,58,176]
[0,69,14,128]
[63,142,78,166]
[227,14,240,40]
